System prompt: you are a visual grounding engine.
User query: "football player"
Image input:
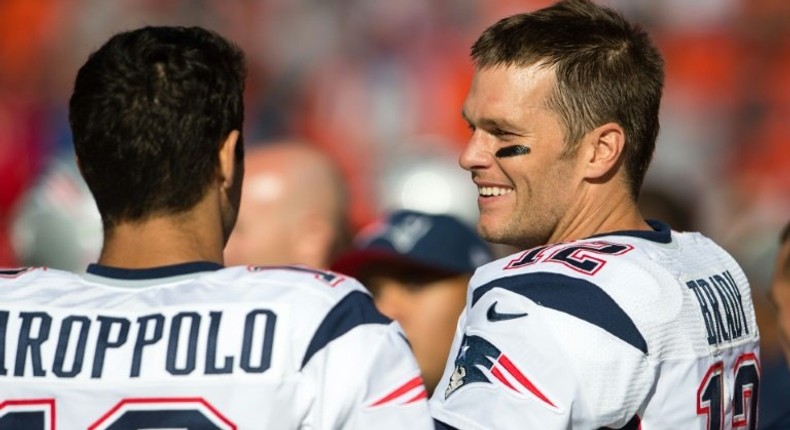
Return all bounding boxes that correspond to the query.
[0,26,432,429]
[430,1,761,428]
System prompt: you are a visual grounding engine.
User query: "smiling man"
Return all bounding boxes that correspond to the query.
[430,1,761,429]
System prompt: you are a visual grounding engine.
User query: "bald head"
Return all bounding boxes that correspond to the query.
[224,141,349,268]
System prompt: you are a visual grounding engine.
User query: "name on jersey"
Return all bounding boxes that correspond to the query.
[0,306,278,379]
[686,270,751,345]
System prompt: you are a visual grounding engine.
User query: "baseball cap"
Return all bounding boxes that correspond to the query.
[331,210,493,277]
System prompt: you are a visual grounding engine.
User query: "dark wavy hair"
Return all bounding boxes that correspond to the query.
[471,0,664,199]
[69,26,246,229]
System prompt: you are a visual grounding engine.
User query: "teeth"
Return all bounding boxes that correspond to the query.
[479,186,513,197]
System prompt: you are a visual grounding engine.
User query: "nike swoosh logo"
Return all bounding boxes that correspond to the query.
[486,301,528,322]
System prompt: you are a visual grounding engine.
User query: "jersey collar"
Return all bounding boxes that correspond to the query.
[586,219,672,244]
[86,261,224,280]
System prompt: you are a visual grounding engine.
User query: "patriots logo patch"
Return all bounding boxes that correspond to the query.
[444,334,556,409]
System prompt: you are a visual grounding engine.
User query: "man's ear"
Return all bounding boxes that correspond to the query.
[218,130,241,189]
[583,122,625,180]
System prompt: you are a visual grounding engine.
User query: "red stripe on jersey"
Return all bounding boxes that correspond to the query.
[370,376,425,407]
[404,389,428,404]
[498,355,556,408]
[490,366,517,391]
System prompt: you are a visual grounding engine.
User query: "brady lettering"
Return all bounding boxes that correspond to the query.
[687,270,750,345]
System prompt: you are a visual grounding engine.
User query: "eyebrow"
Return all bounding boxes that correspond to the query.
[461,109,522,131]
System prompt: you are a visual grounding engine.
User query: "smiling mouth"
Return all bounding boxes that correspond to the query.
[478,186,513,197]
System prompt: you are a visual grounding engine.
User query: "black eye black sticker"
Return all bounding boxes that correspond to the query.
[495,145,531,158]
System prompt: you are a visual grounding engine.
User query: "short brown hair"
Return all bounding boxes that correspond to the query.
[471,0,664,199]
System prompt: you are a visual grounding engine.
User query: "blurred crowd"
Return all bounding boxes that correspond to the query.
[1,0,789,425]
[0,0,787,336]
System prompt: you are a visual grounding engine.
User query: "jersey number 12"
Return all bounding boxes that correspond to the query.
[697,353,759,430]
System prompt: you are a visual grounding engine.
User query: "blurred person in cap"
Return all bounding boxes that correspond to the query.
[332,209,493,394]
[224,140,350,268]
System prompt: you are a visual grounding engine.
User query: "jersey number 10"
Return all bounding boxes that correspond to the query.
[697,352,759,430]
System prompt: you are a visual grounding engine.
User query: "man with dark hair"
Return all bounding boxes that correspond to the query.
[0,26,432,429]
[430,1,760,428]
[70,26,247,234]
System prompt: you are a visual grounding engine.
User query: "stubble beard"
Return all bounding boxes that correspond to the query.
[477,215,550,250]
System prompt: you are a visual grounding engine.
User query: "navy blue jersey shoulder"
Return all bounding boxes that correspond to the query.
[301,291,390,368]
[434,420,459,430]
[86,261,223,280]
[433,417,638,430]
[472,272,647,354]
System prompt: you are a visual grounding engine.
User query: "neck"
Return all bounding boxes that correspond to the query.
[98,199,227,269]
[549,185,650,244]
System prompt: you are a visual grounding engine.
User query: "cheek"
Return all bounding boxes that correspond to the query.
[540,160,570,190]
[531,160,577,209]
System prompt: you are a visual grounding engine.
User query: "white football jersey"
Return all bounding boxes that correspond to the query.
[430,221,760,429]
[0,262,434,429]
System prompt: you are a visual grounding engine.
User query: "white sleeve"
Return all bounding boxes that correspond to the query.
[301,294,434,430]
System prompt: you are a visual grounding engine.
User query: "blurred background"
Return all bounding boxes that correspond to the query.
[4,0,787,274]
[0,0,787,379]
[0,0,788,423]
